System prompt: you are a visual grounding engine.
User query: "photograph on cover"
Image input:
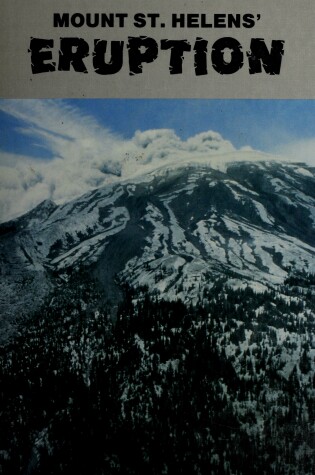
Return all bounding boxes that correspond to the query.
[0,99,315,473]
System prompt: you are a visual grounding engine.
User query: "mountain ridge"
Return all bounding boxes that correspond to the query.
[1,158,315,340]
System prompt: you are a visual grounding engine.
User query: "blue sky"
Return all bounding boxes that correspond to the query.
[0,99,314,222]
[1,99,315,159]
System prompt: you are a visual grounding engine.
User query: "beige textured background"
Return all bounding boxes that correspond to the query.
[0,0,314,98]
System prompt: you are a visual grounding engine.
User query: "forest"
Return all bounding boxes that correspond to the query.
[0,269,314,474]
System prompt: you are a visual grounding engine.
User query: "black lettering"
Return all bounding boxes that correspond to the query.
[247,39,284,74]
[29,38,56,74]
[147,13,160,28]
[200,14,212,28]
[134,13,146,28]
[243,14,256,28]
[53,13,69,28]
[101,14,114,27]
[172,14,185,28]
[86,14,99,28]
[228,14,241,28]
[127,36,158,75]
[214,14,226,28]
[161,39,191,74]
[212,37,244,74]
[93,40,124,75]
[194,38,208,75]
[187,14,200,28]
[58,37,89,73]
[71,13,85,28]
[116,13,128,27]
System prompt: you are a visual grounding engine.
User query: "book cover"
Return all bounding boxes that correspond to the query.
[0,1,315,473]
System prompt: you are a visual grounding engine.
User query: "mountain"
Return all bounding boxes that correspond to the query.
[1,155,315,474]
[1,157,315,339]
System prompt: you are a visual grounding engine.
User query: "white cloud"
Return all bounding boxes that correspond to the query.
[0,100,130,221]
[2,99,305,223]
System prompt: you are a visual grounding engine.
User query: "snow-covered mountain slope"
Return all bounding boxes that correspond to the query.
[1,159,315,331]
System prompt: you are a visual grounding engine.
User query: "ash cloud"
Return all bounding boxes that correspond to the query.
[0,99,300,223]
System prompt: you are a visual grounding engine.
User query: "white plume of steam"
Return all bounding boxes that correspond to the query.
[1,99,304,223]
